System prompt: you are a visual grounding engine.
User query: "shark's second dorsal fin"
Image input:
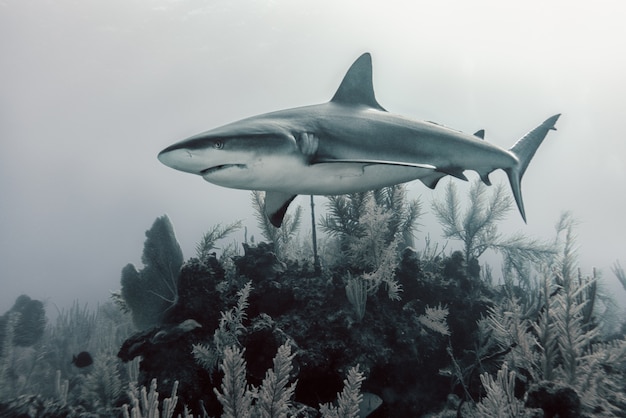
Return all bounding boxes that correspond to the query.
[331,53,386,111]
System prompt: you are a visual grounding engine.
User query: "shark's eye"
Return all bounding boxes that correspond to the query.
[213,140,224,149]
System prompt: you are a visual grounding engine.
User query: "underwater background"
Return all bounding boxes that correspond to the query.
[1,1,625,416]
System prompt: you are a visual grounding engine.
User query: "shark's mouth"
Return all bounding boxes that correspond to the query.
[201,164,247,176]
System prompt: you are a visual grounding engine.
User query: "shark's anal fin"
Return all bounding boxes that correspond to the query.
[265,192,297,227]
[480,172,492,186]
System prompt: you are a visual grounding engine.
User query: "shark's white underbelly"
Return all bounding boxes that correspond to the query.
[263,163,432,195]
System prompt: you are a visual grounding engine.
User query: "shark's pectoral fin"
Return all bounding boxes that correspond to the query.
[264,192,297,228]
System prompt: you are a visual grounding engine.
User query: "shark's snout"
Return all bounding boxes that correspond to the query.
[158,144,206,174]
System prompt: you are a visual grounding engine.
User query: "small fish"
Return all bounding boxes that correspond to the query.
[71,351,93,368]
[359,392,383,417]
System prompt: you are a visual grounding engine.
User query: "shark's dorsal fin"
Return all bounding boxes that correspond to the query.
[331,53,386,111]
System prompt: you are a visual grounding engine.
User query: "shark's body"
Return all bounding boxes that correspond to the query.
[159,53,559,227]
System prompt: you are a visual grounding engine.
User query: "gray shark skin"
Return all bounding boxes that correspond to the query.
[158,53,560,227]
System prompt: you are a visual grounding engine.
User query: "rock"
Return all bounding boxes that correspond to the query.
[234,242,286,282]
[525,381,584,418]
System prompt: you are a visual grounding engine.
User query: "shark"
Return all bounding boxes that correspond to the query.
[158,53,560,227]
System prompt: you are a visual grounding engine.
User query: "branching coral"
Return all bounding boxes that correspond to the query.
[360,231,403,301]
[193,282,253,374]
[417,304,450,336]
[81,352,123,413]
[256,343,297,418]
[431,180,554,282]
[196,221,243,263]
[476,362,523,418]
[321,186,420,273]
[251,190,302,259]
[532,273,559,381]
[345,274,368,322]
[213,342,298,418]
[319,366,365,418]
[54,370,68,407]
[123,378,181,418]
[478,266,626,415]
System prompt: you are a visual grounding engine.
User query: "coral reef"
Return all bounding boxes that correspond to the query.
[2,190,626,417]
[115,233,495,416]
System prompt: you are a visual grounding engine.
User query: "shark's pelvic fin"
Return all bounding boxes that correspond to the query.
[438,168,468,181]
[506,114,561,223]
[330,53,386,111]
[420,172,447,189]
[265,192,297,227]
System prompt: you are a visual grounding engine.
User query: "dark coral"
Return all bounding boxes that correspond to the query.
[118,257,226,416]
[119,242,495,417]
[525,381,585,418]
[0,294,46,348]
[0,395,92,418]
[237,244,493,416]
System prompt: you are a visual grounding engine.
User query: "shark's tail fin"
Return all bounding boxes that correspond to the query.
[506,114,560,223]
